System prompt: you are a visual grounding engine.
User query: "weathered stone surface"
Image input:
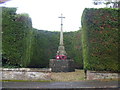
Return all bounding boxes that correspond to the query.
[49,59,75,72]
[1,68,51,80]
[87,70,120,80]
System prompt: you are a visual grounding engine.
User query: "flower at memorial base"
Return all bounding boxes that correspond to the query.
[56,56,59,59]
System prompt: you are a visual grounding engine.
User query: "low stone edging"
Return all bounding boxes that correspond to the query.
[0,68,51,81]
[1,68,119,81]
[86,70,120,80]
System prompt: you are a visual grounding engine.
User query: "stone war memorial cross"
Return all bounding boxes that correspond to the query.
[56,14,67,59]
[49,14,75,72]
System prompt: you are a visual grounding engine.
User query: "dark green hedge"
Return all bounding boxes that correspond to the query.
[81,8,119,72]
[28,29,59,68]
[64,31,83,68]
[2,7,33,67]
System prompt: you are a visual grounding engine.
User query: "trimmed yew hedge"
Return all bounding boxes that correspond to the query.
[81,8,119,72]
[2,7,33,67]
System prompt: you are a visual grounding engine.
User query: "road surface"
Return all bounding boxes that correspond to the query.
[1,80,119,90]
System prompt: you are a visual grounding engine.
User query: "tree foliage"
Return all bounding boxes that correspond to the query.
[93,0,120,8]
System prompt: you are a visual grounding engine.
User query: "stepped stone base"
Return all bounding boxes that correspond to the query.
[49,59,75,72]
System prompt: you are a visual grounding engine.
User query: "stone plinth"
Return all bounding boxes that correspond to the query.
[49,59,75,72]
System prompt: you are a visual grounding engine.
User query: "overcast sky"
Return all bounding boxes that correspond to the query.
[1,0,96,32]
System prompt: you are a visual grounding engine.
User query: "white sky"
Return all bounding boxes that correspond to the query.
[0,0,96,32]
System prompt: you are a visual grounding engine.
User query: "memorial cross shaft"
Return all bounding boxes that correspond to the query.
[59,14,65,46]
[56,13,67,57]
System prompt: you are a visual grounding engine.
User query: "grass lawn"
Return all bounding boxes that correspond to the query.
[51,69,85,82]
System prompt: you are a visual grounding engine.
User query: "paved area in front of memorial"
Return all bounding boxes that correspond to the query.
[2,80,119,89]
